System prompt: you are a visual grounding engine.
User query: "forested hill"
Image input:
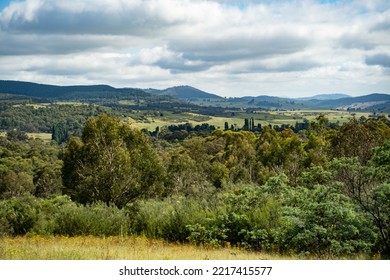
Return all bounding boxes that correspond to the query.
[0,80,147,99]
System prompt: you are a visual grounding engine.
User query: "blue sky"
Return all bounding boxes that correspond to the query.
[0,0,389,97]
[0,1,11,11]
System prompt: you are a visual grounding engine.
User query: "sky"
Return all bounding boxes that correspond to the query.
[0,0,389,98]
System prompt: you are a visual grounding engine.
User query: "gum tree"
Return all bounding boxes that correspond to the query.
[62,114,164,208]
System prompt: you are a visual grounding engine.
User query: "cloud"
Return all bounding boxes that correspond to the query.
[365,54,390,68]
[0,0,186,35]
[0,32,136,55]
[0,0,389,97]
[228,57,321,74]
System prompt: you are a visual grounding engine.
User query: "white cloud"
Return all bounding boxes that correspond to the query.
[0,0,389,97]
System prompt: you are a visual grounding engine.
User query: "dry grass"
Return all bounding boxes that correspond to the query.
[0,132,52,141]
[0,236,295,260]
[27,133,52,141]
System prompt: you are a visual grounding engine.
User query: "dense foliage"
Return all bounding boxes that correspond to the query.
[1,113,390,258]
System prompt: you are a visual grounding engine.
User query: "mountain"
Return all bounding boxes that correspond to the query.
[144,85,223,100]
[298,93,351,101]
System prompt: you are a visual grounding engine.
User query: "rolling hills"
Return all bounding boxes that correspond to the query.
[1,80,390,112]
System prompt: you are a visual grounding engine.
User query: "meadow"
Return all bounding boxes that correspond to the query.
[0,132,52,141]
[0,236,295,260]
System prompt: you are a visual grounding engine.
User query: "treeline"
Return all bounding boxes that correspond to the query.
[1,114,390,258]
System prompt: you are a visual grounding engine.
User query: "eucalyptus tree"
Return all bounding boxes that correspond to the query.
[62,114,164,208]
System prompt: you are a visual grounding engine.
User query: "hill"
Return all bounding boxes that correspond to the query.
[1,80,389,112]
[0,80,154,99]
[0,80,117,98]
[312,93,390,111]
[144,85,223,100]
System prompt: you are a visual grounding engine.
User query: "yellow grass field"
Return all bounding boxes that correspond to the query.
[0,236,295,260]
[0,132,52,141]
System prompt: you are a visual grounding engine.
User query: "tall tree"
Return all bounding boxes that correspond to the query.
[62,114,164,208]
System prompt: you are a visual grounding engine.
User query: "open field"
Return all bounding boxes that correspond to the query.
[127,110,372,131]
[0,236,296,260]
[54,101,89,106]
[13,103,50,109]
[0,132,52,141]
[26,133,52,141]
[128,115,244,131]
[13,102,89,108]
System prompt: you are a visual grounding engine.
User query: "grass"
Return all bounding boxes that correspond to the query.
[0,236,295,260]
[27,133,52,141]
[13,103,50,109]
[54,101,89,106]
[0,132,52,141]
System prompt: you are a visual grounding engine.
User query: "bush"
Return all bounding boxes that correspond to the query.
[0,195,39,235]
[131,196,216,242]
[0,195,130,236]
[186,184,281,250]
[53,201,129,236]
[276,185,376,257]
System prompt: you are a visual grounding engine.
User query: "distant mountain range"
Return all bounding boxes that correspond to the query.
[1,80,390,112]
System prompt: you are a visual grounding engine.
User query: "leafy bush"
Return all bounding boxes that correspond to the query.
[186,183,281,250]
[52,201,129,236]
[276,185,376,257]
[131,196,216,242]
[0,195,39,235]
[0,195,130,236]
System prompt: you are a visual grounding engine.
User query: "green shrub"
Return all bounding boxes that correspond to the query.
[131,196,216,242]
[187,184,281,250]
[52,201,129,236]
[0,195,130,236]
[276,185,376,257]
[0,195,39,235]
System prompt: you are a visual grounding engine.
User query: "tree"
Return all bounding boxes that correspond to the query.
[224,121,229,131]
[62,114,164,208]
[331,151,390,257]
[33,164,62,198]
[51,123,69,144]
[0,171,34,199]
[331,118,390,163]
[6,129,28,141]
[256,127,306,184]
